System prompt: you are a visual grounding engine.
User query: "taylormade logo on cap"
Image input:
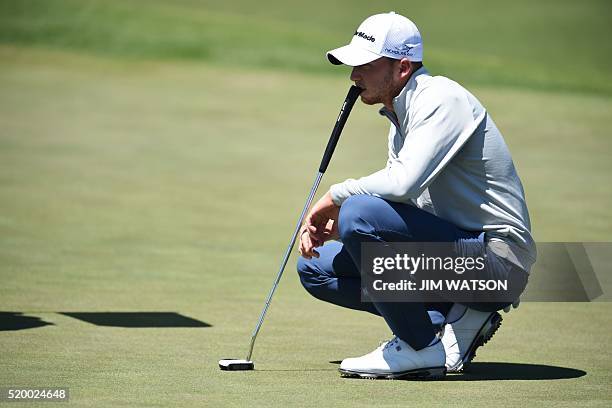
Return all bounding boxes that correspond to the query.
[354,31,376,42]
[327,12,423,66]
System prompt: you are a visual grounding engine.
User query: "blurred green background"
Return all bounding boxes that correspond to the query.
[2,0,612,95]
[1,0,611,406]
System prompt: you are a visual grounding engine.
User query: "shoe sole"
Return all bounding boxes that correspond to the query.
[452,312,502,372]
[339,366,446,380]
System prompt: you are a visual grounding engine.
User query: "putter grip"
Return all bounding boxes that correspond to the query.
[318,85,362,173]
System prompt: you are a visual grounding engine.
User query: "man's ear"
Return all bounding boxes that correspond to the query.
[398,58,412,79]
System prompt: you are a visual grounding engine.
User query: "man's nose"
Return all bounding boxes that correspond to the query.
[350,67,360,81]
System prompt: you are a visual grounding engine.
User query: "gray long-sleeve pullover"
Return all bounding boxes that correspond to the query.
[330,67,536,271]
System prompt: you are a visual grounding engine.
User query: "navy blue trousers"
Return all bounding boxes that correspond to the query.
[297,195,511,350]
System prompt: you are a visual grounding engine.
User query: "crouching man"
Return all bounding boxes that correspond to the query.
[297,12,536,379]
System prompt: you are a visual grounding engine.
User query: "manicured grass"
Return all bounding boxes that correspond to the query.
[1,0,611,94]
[1,47,611,406]
[1,0,611,406]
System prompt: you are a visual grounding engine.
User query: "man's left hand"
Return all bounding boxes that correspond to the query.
[298,191,340,259]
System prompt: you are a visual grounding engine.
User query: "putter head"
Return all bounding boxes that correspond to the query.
[219,359,254,371]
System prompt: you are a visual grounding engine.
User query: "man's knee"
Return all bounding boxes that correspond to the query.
[296,255,313,280]
[297,256,324,289]
[338,195,385,241]
[296,256,313,278]
[296,256,333,301]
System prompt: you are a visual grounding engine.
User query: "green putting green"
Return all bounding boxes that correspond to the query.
[1,1,611,406]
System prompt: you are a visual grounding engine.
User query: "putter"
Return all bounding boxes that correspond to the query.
[219,85,362,371]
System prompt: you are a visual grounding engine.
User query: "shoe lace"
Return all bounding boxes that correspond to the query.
[382,336,400,350]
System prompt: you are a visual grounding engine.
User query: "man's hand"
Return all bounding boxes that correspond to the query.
[298,191,340,259]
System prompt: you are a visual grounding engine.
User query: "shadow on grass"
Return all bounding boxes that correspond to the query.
[329,360,586,381]
[60,312,211,328]
[442,362,586,381]
[256,369,339,372]
[0,312,54,331]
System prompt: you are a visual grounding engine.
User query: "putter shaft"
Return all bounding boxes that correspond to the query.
[246,171,324,361]
[243,85,361,363]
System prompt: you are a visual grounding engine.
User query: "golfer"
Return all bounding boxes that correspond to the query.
[297,12,536,379]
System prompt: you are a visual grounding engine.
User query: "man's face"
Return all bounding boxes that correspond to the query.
[350,57,398,106]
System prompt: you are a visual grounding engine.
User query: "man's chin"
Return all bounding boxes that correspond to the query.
[360,94,377,105]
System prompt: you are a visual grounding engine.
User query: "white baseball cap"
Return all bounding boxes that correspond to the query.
[327,12,423,66]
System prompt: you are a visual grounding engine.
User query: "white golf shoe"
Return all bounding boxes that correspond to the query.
[442,306,502,373]
[339,337,446,379]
